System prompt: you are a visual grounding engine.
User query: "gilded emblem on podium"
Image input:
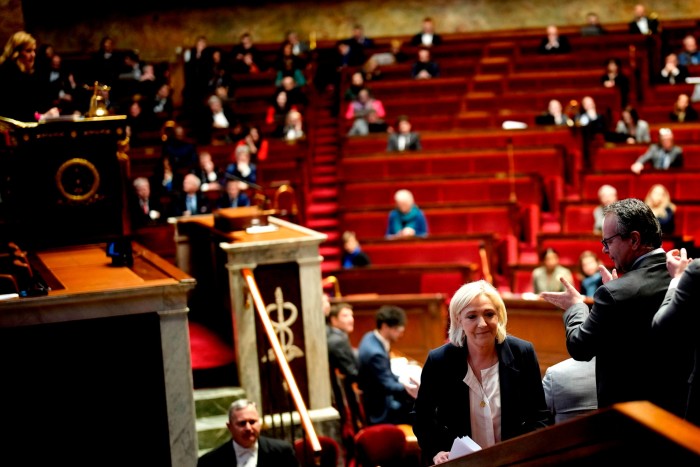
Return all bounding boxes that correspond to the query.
[262,287,304,363]
[55,157,100,203]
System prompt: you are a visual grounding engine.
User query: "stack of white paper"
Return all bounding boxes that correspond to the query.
[449,435,482,460]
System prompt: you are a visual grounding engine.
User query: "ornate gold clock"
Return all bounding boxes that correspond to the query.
[55,157,101,203]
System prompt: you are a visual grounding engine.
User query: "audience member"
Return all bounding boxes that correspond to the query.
[285,30,310,63]
[575,95,606,134]
[0,31,59,121]
[177,173,211,216]
[217,177,251,209]
[542,357,597,424]
[225,144,257,189]
[644,183,676,235]
[363,39,409,81]
[580,12,606,36]
[150,153,181,204]
[358,305,419,425]
[277,75,308,109]
[678,34,700,67]
[365,108,388,134]
[628,3,659,35]
[410,17,443,47]
[413,281,551,465]
[230,32,261,69]
[274,41,307,88]
[540,198,670,410]
[335,40,365,71]
[386,189,428,239]
[327,302,359,385]
[536,99,571,126]
[237,126,269,163]
[343,71,366,102]
[669,93,698,122]
[600,58,630,108]
[182,35,211,116]
[537,25,571,55]
[266,89,294,137]
[345,88,386,136]
[614,106,650,144]
[125,98,158,146]
[593,184,618,234]
[283,109,305,141]
[198,94,237,144]
[341,231,371,268]
[129,177,163,228]
[577,250,603,297]
[41,52,79,115]
[91,35,121,87]
[653,250,700,424]
[151,82,175,127]
[192,150,223,193]
[532,248,574,294]
[411,47,440,79]
[205,48,231,97]
[658,53,689,85]
[386,115,421,151]
[343,24,375,63]
[197,399,299,467]
[161,121,198,175]
[631,128,683,174]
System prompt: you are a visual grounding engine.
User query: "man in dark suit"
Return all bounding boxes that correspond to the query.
[327,303,361,431]
[198,399,299,467]
[653,250,699,423]
[129,176,163,228]
[631,128,683,174]
[410,17,443,47]
[537,25,571,54]
[628,3,659,35]
[358,305,418,425]
[386,116,421,152]
[541,198,671,409]
[176,173,211,216]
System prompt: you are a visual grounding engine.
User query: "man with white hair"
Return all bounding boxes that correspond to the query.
[593,184,618,234]
[631,128,683,174]
[385,189,428,238]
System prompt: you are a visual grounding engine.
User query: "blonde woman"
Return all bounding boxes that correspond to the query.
[645,183,676,234]
[0,31,59,121]
[413,281,551,465]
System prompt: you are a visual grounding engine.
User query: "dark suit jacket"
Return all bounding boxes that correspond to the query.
[410,33,443,47]
[176,191,211,216]
[564,251,671,409]
[197,435,299,467]
[635,144,683,170]
[412,337,551,463]
[628,17,659,35]
[386,132,422,152]
[653,259,700,423]
[358,331,408,424]
[537,36,571,54]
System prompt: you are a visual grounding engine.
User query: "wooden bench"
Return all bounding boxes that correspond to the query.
[327,263,475,297]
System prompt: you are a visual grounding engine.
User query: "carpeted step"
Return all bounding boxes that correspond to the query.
[307,202,338,216]
[312,165,337,177]
[323,231,340,243]
[312,175,339,185]
[305,218,339,230]
[311,187,339,200]
[322,260,342,273]
[314,154,337,165]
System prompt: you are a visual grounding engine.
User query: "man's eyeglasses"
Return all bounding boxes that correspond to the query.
[601,233,622,249]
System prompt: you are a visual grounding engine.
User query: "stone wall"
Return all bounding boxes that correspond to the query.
[3,0,698,61]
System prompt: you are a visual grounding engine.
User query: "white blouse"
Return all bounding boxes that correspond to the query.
[463,361,502,448]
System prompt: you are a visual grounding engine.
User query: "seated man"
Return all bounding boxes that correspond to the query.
[217,178,251,209]
[678,34,700,67]
[631,128,683,174]
[358,305,419,425]
[542,357,597,423]
[327,303,361,428]
[593,184,618,234]
[628,3,659,35]
[411,47,439,80]
[386,115,422,151]
[385,189,428,239]
[197,399,298,467]
[410,17,443,47]
[538,25,571,54]
[129,177,163,228]
[176,173,210,216]
[580,12,606,36]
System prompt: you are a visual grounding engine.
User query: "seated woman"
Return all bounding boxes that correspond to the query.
[644,183,676,235]
[614,106,650,144]
[345,88,386,136]
[669,93,699,123]
[532,248,574,294]
[413,281,551,465]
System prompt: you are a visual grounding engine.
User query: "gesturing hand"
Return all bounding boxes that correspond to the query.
[539,277,585,310]
[666,248,692,279]
[598,264,618,284]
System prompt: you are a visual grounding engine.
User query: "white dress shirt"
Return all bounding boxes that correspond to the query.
[463,362,501,449]
[233,440,258,467]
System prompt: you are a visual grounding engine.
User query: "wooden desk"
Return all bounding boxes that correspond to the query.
[0,242,197,466]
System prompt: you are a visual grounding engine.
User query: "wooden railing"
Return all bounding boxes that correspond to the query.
[241,268,322,461]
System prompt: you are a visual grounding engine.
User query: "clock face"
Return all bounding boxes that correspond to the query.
[55,157,101,203]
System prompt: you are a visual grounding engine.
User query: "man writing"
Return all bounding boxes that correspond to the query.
[358,305,419,425]
[541,198,670,410]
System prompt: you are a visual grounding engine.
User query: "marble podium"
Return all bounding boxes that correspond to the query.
[173,211,337,429]
[0,242,198,466]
